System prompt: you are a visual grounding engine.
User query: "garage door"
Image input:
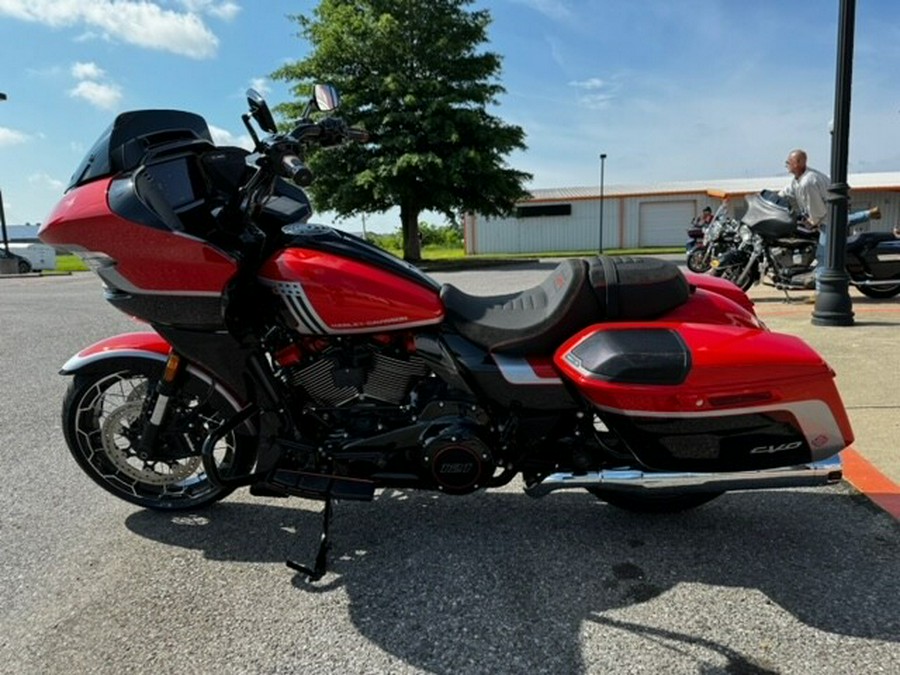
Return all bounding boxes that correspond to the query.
[638,201,696,246]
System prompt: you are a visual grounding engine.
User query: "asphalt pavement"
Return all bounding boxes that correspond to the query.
[0,268,897,674]
[739,282,900,518]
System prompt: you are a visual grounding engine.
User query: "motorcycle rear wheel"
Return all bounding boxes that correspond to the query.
[62,357,255,511]
[589,489,723,513]
[856,279,900,299]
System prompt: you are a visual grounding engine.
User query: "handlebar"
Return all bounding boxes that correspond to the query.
[281,154,313,187]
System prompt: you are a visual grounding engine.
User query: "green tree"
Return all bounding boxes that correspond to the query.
[272,0,531,261]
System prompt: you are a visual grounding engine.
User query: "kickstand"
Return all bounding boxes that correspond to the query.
[286,496,333,582]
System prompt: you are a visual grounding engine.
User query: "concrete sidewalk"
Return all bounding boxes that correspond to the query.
[747,284,900,516]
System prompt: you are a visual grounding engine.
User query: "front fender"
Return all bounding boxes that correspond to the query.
[61,331,251,420]
[61,331,171,374]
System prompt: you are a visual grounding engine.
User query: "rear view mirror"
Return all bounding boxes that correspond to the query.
[246,89,278,133]
[313,84,340,112]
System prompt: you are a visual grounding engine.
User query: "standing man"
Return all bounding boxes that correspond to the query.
[779,149,830,299]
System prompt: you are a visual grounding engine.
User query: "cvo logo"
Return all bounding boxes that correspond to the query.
[750,440,804,454]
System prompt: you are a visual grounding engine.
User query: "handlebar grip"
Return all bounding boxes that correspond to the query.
[282,155,314,187]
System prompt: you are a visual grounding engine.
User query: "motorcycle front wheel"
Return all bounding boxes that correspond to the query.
[686,246,712,273]
[589,489,723,513]
[62,357,256,511]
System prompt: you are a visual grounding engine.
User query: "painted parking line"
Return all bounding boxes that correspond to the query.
[842,446,900,520]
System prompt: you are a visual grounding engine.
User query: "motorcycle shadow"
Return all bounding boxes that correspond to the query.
[125,485,899,673]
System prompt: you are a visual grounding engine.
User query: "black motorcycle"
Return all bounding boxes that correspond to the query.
[711,191,900,298]
[685,204,740,273]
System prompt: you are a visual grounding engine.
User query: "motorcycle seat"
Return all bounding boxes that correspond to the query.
[440,259,598,355]
[440,256,690,356]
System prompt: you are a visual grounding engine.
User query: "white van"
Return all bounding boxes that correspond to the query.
[7,243,56,272]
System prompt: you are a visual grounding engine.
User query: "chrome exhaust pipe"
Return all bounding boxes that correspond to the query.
[524,454,842,498]
[851,278,900,287]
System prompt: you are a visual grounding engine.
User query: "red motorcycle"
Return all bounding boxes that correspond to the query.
[40,87,853,579]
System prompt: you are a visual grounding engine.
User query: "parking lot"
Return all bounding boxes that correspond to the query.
[1,270,898,674]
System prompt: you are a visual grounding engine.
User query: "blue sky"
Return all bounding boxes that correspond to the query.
[1,0,899,233]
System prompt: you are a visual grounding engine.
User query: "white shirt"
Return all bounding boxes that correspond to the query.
[779,167,830,227]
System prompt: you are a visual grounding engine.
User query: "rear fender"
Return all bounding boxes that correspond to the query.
[661,287,761,329]
[682,270,755,314]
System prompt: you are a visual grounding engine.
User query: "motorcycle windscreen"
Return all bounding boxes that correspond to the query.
[555,323,854,472]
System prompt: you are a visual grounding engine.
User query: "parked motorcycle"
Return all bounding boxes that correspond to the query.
[711,191,900,298]
[39,87,853,580]
[685,203,741,273]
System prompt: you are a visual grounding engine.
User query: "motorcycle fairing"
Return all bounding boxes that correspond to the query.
[39,178,239,329]
[555,322,853,471]
[744,192,796,239]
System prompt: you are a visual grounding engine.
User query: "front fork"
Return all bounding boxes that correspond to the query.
[137,350,185,459]
[735,248,762,288]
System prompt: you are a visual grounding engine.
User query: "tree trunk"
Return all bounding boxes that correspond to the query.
[401,203,422,262]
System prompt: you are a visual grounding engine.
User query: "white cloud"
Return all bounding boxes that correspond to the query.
[569,77,620,109]
[248,77,271,96]
[208,125,254,151]
[69,80,123,110]
[0,0,221,59]
[71,61,104,80]
[511,0,572,21]
[569,78,606,90]
[0,127,29,146]
[28,172,66,191]
[178,0,241,21]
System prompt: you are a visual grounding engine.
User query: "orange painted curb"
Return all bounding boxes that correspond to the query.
[841,446,900,520]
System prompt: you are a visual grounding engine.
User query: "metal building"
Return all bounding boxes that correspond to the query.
[465,172,900,254]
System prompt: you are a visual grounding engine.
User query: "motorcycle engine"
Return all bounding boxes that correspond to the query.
[770,244,816,278]
[281,340,429,407]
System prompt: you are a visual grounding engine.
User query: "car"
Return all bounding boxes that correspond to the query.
[0,247,33,273]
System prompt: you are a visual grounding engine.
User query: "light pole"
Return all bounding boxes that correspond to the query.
[598,153,607,255]
[812,0,855,326]
[0,92,8,254]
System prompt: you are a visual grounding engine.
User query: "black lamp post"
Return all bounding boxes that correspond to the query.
[598,153,607,255]
[812,0,856,326]
[0,92,8,254]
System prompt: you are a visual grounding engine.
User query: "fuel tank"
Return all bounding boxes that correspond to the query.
[258,228,444,335]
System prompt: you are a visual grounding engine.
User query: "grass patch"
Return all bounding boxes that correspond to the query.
[55,254,89,272]
[382,245,682,261]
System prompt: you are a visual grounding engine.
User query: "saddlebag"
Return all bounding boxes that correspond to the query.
[554,322,853,472]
